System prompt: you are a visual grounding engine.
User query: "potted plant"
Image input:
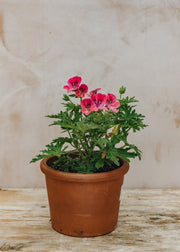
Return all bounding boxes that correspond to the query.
[31,76,147,237]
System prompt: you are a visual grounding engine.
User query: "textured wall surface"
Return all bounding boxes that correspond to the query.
[0,0,180,188]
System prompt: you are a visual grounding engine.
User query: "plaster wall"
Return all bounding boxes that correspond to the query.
[0,0,180,188]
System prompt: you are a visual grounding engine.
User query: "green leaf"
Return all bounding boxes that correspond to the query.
[95,158,105,169]
[116,147,139,162]
[96,138,109,149]
[106,149,120,166]
[49,121,77,130]
[30,137,71,163]
[110,134,122,146]
[69,94,76,97]
[63,94,71,102]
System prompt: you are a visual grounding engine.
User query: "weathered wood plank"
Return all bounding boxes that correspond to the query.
[0,189,180,252]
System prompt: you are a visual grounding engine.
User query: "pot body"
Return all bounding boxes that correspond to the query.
[40,156,129,237]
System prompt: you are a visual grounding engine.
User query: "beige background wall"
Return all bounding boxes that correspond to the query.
[0,0,180,188]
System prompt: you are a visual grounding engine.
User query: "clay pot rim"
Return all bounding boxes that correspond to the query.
[40,156,129,183]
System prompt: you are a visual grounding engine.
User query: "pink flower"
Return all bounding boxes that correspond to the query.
[91,93,107,110]
[81,98,96,115]
[87,88,101,97]
[63,76,82,93]
[106,93,120,113]
[75,84,88,98]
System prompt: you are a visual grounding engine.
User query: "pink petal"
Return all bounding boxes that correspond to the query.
[80,84,88,92]
[90,106,99,112]
[63,85,70,90]
[63,85,71,93]
[106,93,117,104]
[76,84,88,97]
[113,101,120,108]
[63,76,82,93]
[110,108,118,113]
[88,88,101,97]
[83,110,92,115]
[67,76,82,86]
[75,89,82,97]
[91,93,107,110]
[81,98,98,115]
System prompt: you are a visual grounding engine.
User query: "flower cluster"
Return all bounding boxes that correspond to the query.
[63,76,120,115]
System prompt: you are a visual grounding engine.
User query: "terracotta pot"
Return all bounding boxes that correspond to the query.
[40,156,129,237]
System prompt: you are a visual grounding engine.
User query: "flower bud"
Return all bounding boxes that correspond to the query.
[119,86,126,95]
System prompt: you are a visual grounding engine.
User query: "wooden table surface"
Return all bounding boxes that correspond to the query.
[0,189,179,252]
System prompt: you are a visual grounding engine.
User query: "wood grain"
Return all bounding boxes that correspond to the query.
[0,189,179,251]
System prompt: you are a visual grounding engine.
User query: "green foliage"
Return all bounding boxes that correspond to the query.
[31,86,148,173]
[30,137,71,163]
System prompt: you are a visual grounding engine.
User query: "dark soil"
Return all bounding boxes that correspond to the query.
[47,155,123,174]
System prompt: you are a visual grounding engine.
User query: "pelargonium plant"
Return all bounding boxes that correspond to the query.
[31,76,147,173]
